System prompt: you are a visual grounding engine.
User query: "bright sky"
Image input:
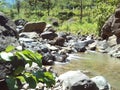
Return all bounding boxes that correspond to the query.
[5,0,16,4]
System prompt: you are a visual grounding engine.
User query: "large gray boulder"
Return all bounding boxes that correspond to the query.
[0,12,18,38]
[57,70,99,90]
[91,76,111,90]
[101,6,120,44]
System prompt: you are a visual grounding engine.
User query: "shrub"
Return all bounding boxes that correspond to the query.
[0,45,55,90]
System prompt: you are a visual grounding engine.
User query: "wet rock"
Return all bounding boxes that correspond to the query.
[58,70,98,90]
[96,40,109,53]
[40,31,58,40]
[108,44,120,58]
[23,22,46,33]
[87,41,97,51]
[42,52,54,65]
[91,76,111,90]
[53,53,67,62]
[72,41,88,52]
[0,12,18,38]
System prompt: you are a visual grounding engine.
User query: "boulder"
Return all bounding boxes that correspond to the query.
[101,15,114,39]
[91,76,111,90]
[42,52,54,65]
[0,12,18,38]
[101,6,120,44]
[14,19,27,26]
[40,31,58,40]
[54,37,65,46]
[96,40,109,53]
[72,39,94,52]
[58,70,98,90]
[0,35,20,51]
[19,32,39,39]
[23,22,46,33]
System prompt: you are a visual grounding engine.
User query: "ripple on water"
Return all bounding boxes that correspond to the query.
[53,52,120,90]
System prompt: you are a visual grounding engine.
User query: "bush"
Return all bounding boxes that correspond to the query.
[0,45,55,90]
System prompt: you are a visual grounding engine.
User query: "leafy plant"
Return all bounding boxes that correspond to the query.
[0,46,55,90]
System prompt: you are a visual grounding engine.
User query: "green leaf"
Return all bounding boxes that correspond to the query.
[16,76,26,83]
[0,52,14,61]
[6,77,18,90]
[24,75,37,88]
[21,50,42,67]
[5,45,15,52]
[13,66,24,76]
[33,71,55,87]
[43,72,55,87]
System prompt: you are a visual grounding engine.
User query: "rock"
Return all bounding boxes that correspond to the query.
[0,35,20,51]
[54,37,65,46]
[107,35,117,47]
[0,12,18,38]
[58,70,98,90]
[16,25,24,33]
[44,24,56,33]
[91,76,111,90]
[42,52,54,65]
[19,32,39,39]
[48,17,59,26]
[87,41,97,51]
[101,6,120,44]
[40,31,58,40]
[14,19,27,26]
[101,15,114,39]
[96,40,109,53]
[53,53,67,62]
[115,8,120,18]
[108,44,120,58]
[23,22,46,33]
[0,80,9,90]
[72,40,93,52]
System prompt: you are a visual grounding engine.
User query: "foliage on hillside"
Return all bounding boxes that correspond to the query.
[0,0,119,36]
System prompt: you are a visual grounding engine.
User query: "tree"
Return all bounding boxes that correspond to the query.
[16,0,21,14]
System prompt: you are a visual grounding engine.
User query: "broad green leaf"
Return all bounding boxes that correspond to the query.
[13,66,24,76]
[16,76,26,83]
[25,76,37,88]
[6,77,18,90]
[5,45,15,52]
[21,50,42,67]
[0,52,14,61]
[16,52,30,61]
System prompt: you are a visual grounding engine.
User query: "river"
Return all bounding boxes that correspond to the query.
[53,51,120,90]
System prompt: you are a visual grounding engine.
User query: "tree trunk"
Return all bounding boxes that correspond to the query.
[80,0,83,23]
[47,0,50,16]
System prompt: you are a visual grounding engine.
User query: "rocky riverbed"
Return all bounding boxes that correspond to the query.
[0,11,120,90]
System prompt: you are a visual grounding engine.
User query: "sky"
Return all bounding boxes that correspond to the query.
[5,0,16,5]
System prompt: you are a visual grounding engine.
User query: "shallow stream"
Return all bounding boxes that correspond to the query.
[53,51,120,90]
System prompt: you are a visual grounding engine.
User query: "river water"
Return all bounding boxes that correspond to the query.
[53,51,120,90]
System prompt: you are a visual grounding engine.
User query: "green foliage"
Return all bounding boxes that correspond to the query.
[0,46,55,90]
[1,0,119,36]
